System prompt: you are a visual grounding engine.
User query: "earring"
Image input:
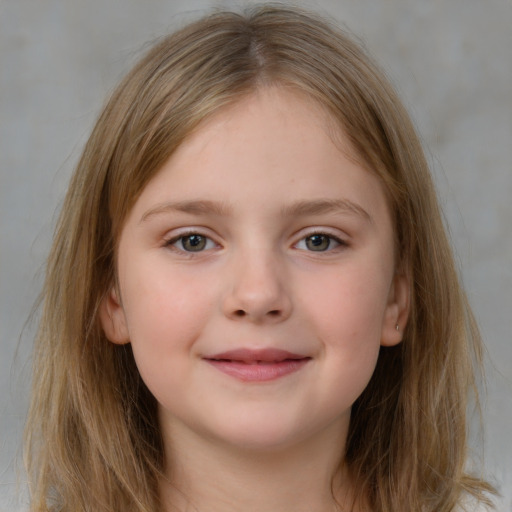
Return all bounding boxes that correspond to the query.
[395,323,400,331]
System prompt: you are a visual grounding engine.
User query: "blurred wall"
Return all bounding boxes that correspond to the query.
[1,0,511,510]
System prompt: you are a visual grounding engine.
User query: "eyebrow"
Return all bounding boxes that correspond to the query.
[280,199,372,223]
[140,198,372,224]
[141,200,231,222]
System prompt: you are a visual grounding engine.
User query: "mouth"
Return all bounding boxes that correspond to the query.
[204,348,311,382]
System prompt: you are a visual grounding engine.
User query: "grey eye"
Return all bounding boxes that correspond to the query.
[180,234,208,252]
[304,234,331,251]
[166,232,217,253]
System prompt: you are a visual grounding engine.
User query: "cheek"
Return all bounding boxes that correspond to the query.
[119,266,213,383]
[303,263,391,341]
[301,266,389,393]
[122,259,211,333]
[317,297,383,411]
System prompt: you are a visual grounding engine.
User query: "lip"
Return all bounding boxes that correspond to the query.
[204,348,311,382]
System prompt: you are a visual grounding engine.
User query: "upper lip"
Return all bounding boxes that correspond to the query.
[205,348,310,363]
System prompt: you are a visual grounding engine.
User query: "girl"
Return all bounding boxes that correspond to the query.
[24,5,495,512]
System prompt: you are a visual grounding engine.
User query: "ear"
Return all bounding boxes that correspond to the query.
[381,272,410,347]
[99,286,130,345]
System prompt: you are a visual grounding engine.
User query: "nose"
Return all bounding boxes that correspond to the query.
[222,250,292,324]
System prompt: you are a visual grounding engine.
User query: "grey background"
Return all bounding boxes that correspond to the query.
[1,0,511,510]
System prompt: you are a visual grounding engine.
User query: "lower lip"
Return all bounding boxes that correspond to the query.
[206,359,310,382]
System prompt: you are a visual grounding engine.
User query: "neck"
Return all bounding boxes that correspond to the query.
[159,421,358,512]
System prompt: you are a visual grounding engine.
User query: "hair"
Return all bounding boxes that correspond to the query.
[24,4,495,512]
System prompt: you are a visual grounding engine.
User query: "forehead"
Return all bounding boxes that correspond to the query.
[125,86,391,227]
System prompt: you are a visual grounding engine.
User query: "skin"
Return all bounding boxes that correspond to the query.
[100,87,409,511]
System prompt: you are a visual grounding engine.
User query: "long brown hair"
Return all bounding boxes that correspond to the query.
[25,5,494,511]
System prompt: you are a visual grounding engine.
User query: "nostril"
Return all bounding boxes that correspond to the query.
[234,310,246,317]
[268,310,281,316]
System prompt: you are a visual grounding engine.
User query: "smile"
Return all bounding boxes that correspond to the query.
[204,348,311,382]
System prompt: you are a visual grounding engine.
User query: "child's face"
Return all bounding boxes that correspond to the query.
[101,87,408,453]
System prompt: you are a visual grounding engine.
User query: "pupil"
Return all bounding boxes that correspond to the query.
[307,235,330,251]
[183,235,205,251]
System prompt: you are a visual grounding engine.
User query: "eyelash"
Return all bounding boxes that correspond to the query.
[164,231,218,253]
[163,230,348,254]
[294,231,347,253]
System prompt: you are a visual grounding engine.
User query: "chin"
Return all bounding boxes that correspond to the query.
[205,416,318,454]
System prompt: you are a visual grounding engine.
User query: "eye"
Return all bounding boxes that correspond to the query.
[167,233,216,252]
[295,233,344,252]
